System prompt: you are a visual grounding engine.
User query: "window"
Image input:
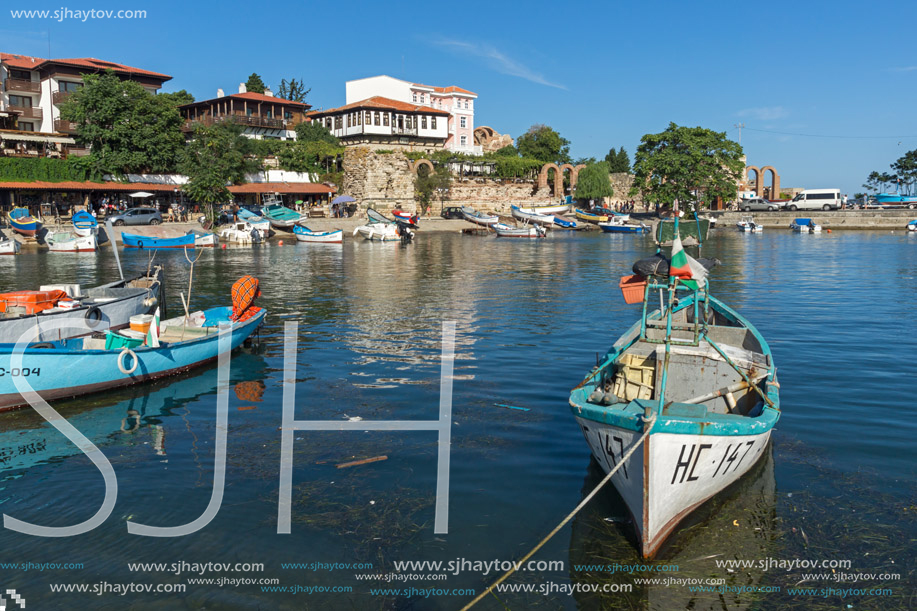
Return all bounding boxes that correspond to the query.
[10,69,30,80]
[420,93,425,104]
[374,111,379,126]
[365,111,371,124]
[383,113,390,126]
[9,95,33,107]
[347,113,352,127]
[412,92,417,102]
[460,135,467,147]
[17,121,34,132]
[431,116,436,129]
[464,100,469,109]
[421,116,427,129]
[335,116,343,129]
[460,116,466,128]
[284,111,293,120]
[59,81,81,93]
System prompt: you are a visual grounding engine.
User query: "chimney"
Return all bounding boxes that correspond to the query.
[239,82,247,94]
[264,87,274,97]
[217,88,224,98]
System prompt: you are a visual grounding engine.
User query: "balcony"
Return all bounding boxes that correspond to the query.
[52,90,74,105]
[3,78,40,94]
[182,114,286,132]
[392,125,418,137]
[54,119,79,134]
[9,105,42,121]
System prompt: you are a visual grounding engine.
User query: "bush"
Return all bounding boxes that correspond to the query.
[0,157,102,182]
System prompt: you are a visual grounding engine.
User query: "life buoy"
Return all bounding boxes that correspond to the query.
[118,347,138,375]
[137,240,144,249]
[32,342,55,349]
[84,306,103,328]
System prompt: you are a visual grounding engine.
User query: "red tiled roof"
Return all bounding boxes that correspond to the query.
[180,91,310,110]
[411,82,476,96]
[308,96,450,117]
[0,53,170,80]
[228,182,335,195]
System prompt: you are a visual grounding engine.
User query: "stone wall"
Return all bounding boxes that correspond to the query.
[341,147,414,211]
[447,179,549,213]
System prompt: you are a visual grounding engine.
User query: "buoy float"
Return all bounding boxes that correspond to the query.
[826,229,832,233]
[278,240,284,246]
[221,243,227,249]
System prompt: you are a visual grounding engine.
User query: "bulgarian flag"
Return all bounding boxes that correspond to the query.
[669,234,707,290]
[146,307,161,348]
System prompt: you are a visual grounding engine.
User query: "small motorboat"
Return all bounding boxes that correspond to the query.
[237,208,272,233]
[790,218,822,233]
[598,217,649,233]
[461,206,499,226]
[524,202,570,215]
[71,210,98,237]
[190,230,217,248]
[593,206,631,222]
[551,215,577,229]
[0,266,162,344]
[294,225,343,243]
[511,205,555,226]
[493,223,546,238]
[261,201,306,230]
[46,231,98,252]
[219,221,265,244]
[391,210,419,226]
[907,220,917,232]
[0,230,19,255]
[0,276,266,413]
[8,208,40,237]
[736,216,763,233]
[121,231,196,249]
[574,208,609,223]
[354,208,414,242]
[570,219,779,557]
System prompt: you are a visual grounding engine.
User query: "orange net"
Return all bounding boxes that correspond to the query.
[230,276,262,322]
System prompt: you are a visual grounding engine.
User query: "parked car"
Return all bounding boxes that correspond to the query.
[441,206,464,219]
[108,207,163,226]
[740,197,780,212]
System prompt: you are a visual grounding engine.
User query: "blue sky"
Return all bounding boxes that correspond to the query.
[4,0,917,195]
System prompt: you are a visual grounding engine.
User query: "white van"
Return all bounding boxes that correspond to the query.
[785,189,842,211]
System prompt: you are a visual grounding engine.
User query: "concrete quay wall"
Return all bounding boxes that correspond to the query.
[717,210,916,230]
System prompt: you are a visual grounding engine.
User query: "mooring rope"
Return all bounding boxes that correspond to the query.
[460,413,656,611]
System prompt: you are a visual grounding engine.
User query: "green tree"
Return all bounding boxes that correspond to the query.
[891,149,917,193]
[414,164,452,216]
[59,71,184,175]
[574,161,614,201]
[276,139,343,174]
[605,146,631,173]
[574,156,597,166]
[245,73,266,94]
[632,122,744,209]
[294,121,340,145]
[494,145,518,157]
[159,89,195,106]
[515,124,571,164]
[180,122,260,217]
[277,78,311,103]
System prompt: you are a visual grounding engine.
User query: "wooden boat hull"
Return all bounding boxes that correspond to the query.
[511,206,555,226]
[47,232,98,252]
[10,218,39,237]
[525,204,570,215]
[493,223,545,238]
[72,211,98,237]
[574,416,772,557]
[294,226,343,243]
[121,232,195,249]
[354,224,400,241]
[219,222,265,244]
[192,232,217,247]
[0,268,162,344]
[0,308,264,412]
[598,222,648,234]
[574,208,608,223]
[262,204,306,229]
[0,239,20,255]
[461,207,498,226]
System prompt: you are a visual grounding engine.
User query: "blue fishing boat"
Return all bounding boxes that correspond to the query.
[0,280,266,412]
[293,225,343,243]
[71,210,98,237]
[121,231,195,249]
[569,219,779,557]
[237,207,272,232]
[907,219,916,232]
[790,218,822,233]
[8,207,40,237]
[460,206,499,226]
[598,218,649,233]
[551,215,577,229]
[874,181,917,207]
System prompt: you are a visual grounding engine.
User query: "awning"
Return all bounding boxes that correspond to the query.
[129,191,154,198]
[0,133,76,144]
[332,195,355,204]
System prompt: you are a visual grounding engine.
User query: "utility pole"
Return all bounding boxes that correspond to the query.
[734,123,745,145]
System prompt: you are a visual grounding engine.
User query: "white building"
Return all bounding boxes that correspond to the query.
[345,75,479,154]
[309,96,450,152]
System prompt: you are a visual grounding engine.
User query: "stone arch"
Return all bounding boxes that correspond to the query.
[745,165,761,196]
[473,126,495,146]
[557,164,577,198]
[410,158,434,176]
[537,163,561,197]
[759,165,780,200]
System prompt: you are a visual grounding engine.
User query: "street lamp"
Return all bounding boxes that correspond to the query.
[436,187,450,216]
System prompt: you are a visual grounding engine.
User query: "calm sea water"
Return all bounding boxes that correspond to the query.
[0,228,914,610]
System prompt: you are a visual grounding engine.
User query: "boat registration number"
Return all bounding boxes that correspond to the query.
[0,367,41,377]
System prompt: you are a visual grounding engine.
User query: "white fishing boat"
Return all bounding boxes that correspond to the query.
[907,219,917,232]
[493,223,546,238]
[71,210,99,237]
[461,206,499,227]
[353,223,401,241]
[190,230,217,247]
[523,203,571,215]
[0,266,163,344]
[46,231,99,252]
[569,224,779,557]
[0,230,19,255]
[237,208,272,232]
[736,216,763,233]
[511,205,555,226]
[294,225,343,243]
[219,221,265,244]
[790,218,822,233]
